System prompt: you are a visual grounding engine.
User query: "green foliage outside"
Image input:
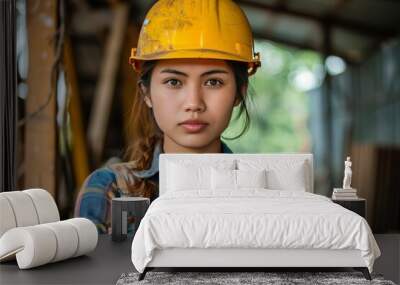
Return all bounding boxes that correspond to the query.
[222,39,323,154]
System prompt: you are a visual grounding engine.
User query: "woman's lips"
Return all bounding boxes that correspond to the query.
[180,123,208,133]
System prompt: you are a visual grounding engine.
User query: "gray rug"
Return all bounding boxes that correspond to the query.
[116,271,396,285]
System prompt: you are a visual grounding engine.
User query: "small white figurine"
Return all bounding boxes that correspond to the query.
[342,156,352,189]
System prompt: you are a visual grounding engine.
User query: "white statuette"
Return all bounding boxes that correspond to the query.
[342,156,353,190]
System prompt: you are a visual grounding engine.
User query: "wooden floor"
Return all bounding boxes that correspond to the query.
[373,234,400,284]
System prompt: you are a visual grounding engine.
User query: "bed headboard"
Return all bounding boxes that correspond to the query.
[159,153,314,196]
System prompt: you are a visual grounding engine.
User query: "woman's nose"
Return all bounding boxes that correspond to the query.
[183,84,206,113]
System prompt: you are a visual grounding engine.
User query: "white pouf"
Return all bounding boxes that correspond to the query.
[0,218,98,269]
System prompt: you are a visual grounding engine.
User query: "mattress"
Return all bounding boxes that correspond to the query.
[131,189,381,273]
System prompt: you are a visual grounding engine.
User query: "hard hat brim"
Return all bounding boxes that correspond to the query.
[129,48,261,76]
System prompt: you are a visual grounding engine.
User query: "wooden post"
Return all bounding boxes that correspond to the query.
[64,36,90,193]
[87,2,129,166]
[351,144,377,228]
[322,23,334,193]
[24,0,58,197]
[120,23,140,149]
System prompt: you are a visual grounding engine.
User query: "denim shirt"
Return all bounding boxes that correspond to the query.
[74,141,233,234]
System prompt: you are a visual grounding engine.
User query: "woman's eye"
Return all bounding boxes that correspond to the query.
[205,79,223,87]
[164,79,181,88]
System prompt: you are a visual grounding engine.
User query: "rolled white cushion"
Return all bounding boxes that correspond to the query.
[23,189,60,224]
[0,196,17,237]
[236,169,267,188]
[0,189,60,239]
[0,191,39,227]
[65,218,98,257]
[42,221,79,262]
[0,218,98,269]
[0,226,57,269]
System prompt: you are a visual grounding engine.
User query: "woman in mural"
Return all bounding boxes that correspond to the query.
[74,0,261,234]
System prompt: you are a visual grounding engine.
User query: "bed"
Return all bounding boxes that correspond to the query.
[131,153,381,281]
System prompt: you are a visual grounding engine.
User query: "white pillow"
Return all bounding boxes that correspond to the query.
[211,168,267,190]
[236,169,267,188]
[266,162,306,191]
[167,159,236,192]
[211,168,236,190]
[167,162,210,191]
[238,159,308,191]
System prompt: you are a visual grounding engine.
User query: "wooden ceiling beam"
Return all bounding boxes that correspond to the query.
[237,0,398,40]
[252,30,361,64]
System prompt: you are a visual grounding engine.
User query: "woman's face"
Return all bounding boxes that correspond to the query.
[143,58,241,152]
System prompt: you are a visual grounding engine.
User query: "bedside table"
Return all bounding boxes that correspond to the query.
[111,197,150,241]
[332,198,366,218]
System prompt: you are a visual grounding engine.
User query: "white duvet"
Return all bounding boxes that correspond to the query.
[131,190,381,273]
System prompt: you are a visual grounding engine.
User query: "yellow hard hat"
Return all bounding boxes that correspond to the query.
[129,0,261,76]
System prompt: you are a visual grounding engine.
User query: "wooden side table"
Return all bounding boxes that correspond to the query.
[332,198,366,218]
